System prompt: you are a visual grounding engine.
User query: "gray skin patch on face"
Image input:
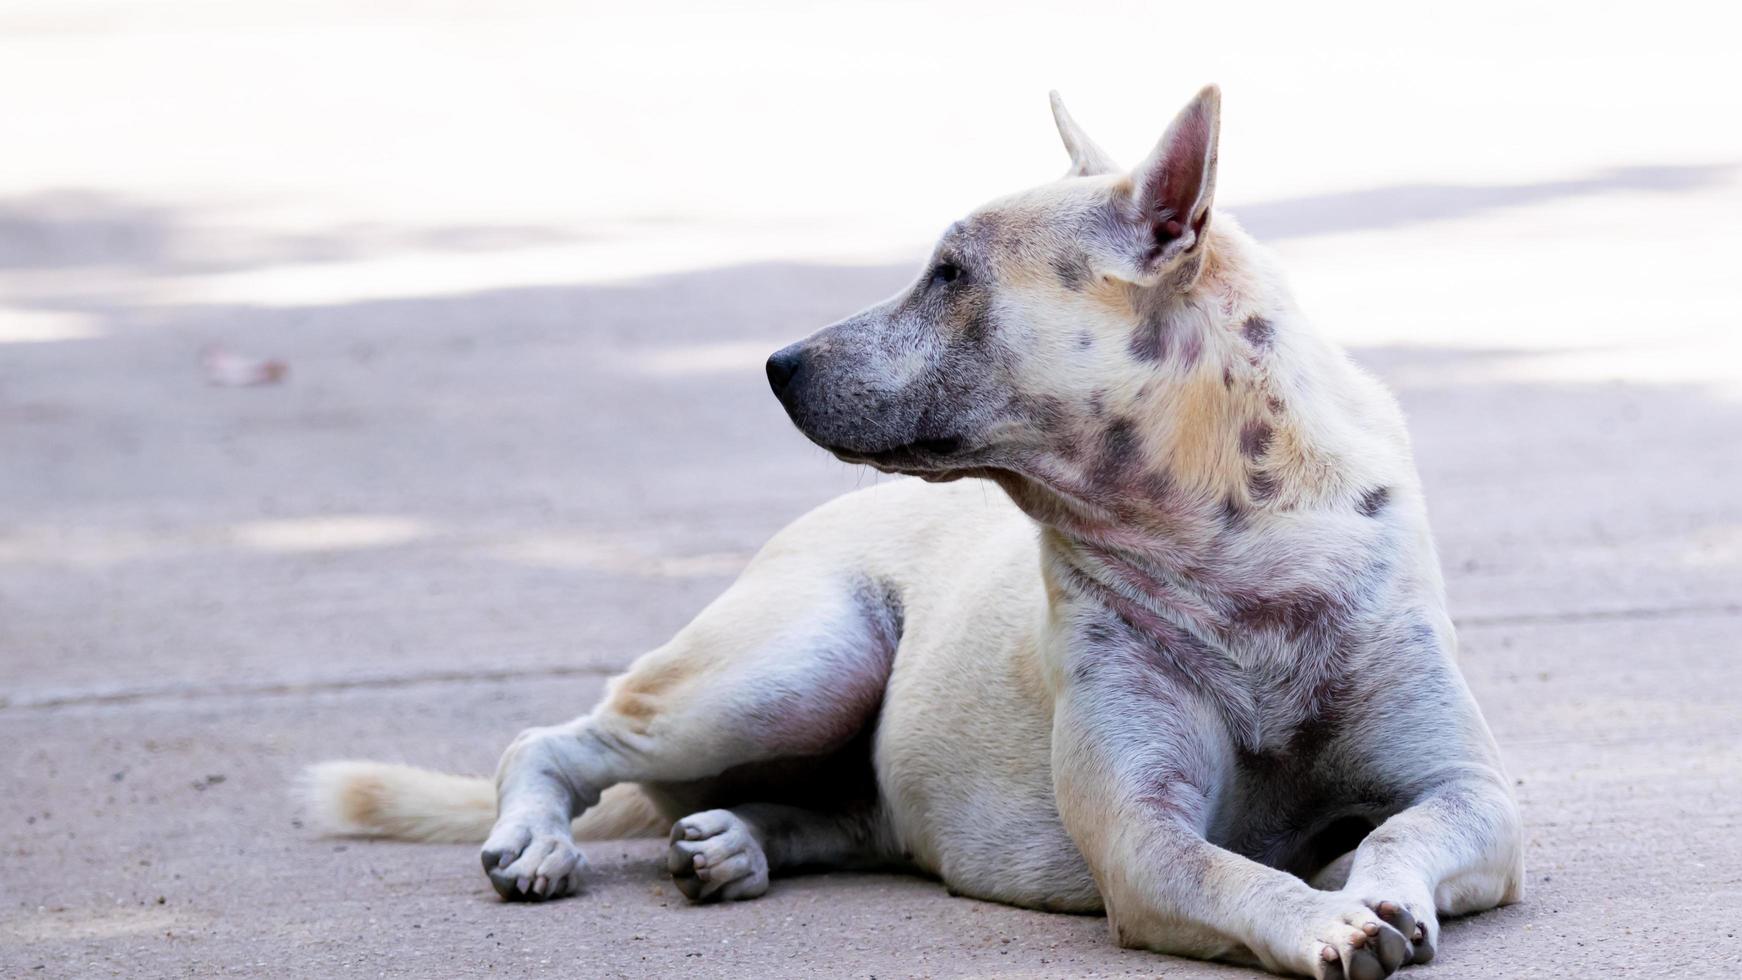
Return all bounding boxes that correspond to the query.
[1242,315,1275,349]
[798,213,1070,451]
[1358,486,1391,517]
[775,255,1015,467]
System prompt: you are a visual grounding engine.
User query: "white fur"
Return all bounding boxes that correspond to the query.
[302,761,665,843]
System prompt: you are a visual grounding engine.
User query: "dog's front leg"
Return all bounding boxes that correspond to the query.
[478,718,617,900]
[1335,767,1525,965]
[1051,631,1412,979]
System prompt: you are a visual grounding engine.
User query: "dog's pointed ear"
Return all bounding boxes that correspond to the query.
[1123,85,1221,277]
[1050,91,1119,177]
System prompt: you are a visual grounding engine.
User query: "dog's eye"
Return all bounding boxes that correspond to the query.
[930,261,963,286]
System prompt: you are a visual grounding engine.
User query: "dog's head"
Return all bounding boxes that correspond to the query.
[769,86,1232,492]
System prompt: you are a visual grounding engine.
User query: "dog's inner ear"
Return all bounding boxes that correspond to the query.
[1128,84,1221,275]
[1049,91,1119,178]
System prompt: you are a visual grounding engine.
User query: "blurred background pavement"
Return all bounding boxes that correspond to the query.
[1,2,1739,976]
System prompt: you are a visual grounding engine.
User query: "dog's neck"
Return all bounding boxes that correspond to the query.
[998,218,1410,647]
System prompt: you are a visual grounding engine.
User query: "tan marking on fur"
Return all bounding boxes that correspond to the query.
[1155,371,1241,494]
[340,773,387,827]
[573,783,670,840]
[1269,421,1342,504]
[606,689,660,726]
[1012,634,1051,707]
[605,654,694,726]
[301,760,668,843]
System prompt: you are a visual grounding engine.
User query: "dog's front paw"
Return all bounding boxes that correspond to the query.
[667,809,770,902]
[480,817,587,901]
[1300,896,1414,980]
[1357,896,1435,966]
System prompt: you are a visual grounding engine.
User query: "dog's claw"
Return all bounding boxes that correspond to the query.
[667,809,770,903]
[479,817,586,902]
[1370,896,1435,964]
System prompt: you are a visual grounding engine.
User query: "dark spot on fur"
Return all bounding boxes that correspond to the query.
[1062,569,1261,750]
[1079,619,1119,648]
[1088,389,1106,417]
[855,576,906,650]
[965,213,1002,245]
[1018,394,1076,456]
[1248,468,1278,503]
[1135,468,1175,506]
[958,294,995,343]
[1135,764,1208,824]
[1129,310,1169,362]
[1407,616,1437,647]
[1239,421,1273,459]
[1177,329,1202,368]
[1052,251,1093,292]
[1222,366,1234,389]
[1219,494,1246,528]
[1091,418,1141,486]
[1266,395,1284,415]
[1242,315,1275,349]
[1232,588,1336,637]
[1076,329,1095,350]
[1084,421,1172,509]
[1166,252,1205,294]
[1358,486,1391,517]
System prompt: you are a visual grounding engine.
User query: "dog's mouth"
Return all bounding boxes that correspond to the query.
[824,434,968,475]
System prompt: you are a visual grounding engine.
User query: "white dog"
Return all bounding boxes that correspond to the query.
[306,86,1523,979]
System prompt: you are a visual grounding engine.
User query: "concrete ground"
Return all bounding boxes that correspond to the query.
[3,2,1741,978]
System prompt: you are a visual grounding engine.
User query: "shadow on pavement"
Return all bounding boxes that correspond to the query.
[0,160,1729,279]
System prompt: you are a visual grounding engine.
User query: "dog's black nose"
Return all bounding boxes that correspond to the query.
[765,344,804,399]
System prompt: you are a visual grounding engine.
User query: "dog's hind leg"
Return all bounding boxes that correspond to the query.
[665,802,891,902]
[480,555,902,901]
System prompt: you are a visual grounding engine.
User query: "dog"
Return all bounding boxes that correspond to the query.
[304,86,1524,979]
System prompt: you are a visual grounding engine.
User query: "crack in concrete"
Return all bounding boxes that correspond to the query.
[4,602,1736,714]
[1456,601,1741,629]
[2,663,619,712]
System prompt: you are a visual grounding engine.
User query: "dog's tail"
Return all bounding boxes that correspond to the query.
[298,761,669,843]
